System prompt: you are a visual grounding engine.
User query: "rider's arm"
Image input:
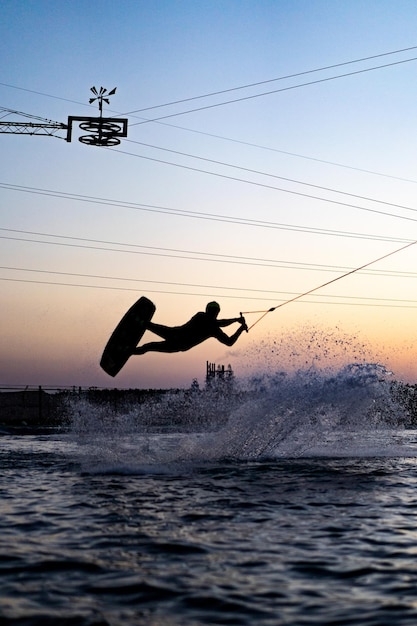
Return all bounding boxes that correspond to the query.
[213,321,248,346]
[217,316,245,328]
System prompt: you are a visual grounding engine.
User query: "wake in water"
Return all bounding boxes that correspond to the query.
[205,362,410,460]
[68,360,413,472]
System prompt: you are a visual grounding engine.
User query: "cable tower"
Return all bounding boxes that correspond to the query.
[0,86,128,146]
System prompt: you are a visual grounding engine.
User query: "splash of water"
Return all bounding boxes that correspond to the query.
[202,363,408,460]
[67,361,412,471]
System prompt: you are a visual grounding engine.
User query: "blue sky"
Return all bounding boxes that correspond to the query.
[1,0,417,388]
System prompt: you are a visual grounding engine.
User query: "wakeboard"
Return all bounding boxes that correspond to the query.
[100,296,156,377]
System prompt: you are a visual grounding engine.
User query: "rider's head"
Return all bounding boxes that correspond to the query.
[206,301,220,318]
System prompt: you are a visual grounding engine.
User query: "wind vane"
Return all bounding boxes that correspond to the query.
[89,86,117,115]
[0,86,128,147]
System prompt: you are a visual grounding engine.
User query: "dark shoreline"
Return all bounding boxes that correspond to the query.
[0,388,181,428]
[1,381,417,432]
[0,386,240,433]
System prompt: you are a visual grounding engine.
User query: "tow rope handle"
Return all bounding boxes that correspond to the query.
[240,307,276,331]
[239,312,248,332]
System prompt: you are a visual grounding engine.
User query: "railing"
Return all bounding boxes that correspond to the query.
[0,385,84,394]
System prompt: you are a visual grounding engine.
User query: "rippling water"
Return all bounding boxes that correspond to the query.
[2,365,417,625]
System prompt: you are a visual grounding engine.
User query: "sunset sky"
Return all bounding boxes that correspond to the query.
[1,0,417,389]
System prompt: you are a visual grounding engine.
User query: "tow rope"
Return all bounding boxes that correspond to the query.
[240,239,417,331]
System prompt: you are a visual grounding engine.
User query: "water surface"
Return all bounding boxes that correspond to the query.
[2,365,417,625]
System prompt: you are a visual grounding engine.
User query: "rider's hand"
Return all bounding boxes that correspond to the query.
[239,316,248,332]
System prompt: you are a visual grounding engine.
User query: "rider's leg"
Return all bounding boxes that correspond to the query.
[132,340,180,355]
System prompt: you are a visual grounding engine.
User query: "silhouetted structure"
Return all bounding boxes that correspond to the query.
[206,362,234,386]
[0,87,128,146]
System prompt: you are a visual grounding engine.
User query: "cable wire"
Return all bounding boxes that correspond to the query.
[121,45,417,115]
[244,240,417,329]
[109,146,417,224]
[123,138,417,216]
[2,183,416,238]
[0,221,411,262]
[1,270,416,307]
[130,56,417,125]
